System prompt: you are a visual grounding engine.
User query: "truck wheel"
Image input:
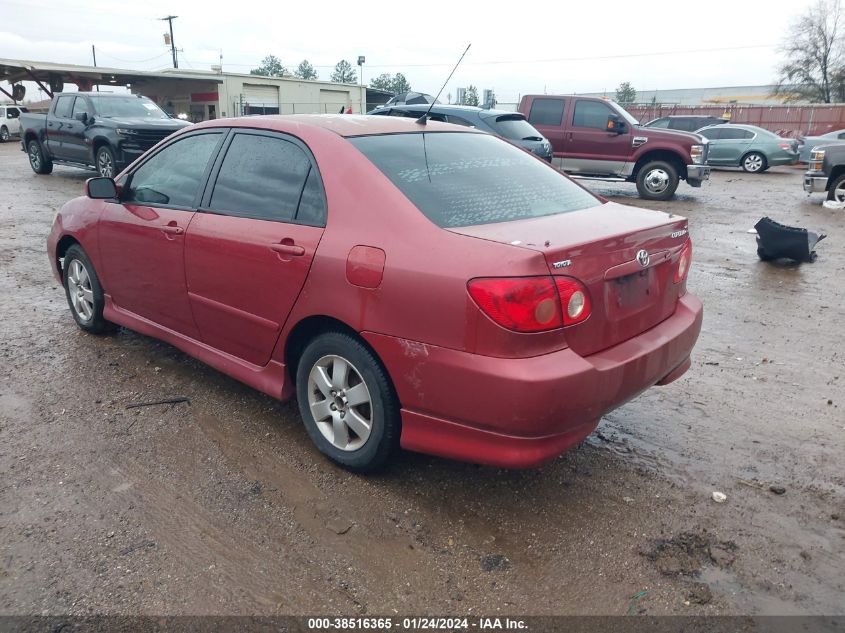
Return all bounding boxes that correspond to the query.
[0,126,9,142]
[741,152,766,173]
[27,140,53,175]
[826,173,845,202]
[636,160,679,201]
[96,146,117,178]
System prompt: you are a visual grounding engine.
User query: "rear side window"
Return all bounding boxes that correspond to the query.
[209,133,316,223]
[669,119,697,132]
[491,115,543,140]
[349,132,597,228]
[125,132,222,207]
[53,96,74,118]
[572,100,613,129]
[528,99,565,126]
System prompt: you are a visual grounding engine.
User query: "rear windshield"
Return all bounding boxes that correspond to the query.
[490,115,543,141]
[348,132,598,228]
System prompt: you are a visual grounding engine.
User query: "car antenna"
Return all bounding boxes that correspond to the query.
[416,43,471,125]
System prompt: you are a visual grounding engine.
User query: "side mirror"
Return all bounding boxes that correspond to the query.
[606,114,627,135]
[86,177,117,199]
[74,112,88,123]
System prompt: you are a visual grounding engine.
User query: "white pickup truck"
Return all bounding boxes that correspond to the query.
[0,104,28,142]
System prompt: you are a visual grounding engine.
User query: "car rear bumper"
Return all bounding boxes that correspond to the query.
[686,164,710,187]
[364,293,703,468]
[804,174,828,193]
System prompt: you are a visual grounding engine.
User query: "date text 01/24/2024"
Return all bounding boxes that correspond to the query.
[306,617,528,630]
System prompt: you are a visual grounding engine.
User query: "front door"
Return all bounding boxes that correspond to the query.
[185,130,326,366]
[562,99,632,175]
[98,130,225,338]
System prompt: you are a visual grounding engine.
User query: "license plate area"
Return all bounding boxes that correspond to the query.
[607,269,657,320]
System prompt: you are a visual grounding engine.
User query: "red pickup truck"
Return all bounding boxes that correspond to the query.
[518,95,710,201]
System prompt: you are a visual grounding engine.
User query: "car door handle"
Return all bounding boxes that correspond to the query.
[160,225,184,235]
[270,242,305,256]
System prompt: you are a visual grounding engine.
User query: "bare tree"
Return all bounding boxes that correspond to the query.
[776,0,844,102]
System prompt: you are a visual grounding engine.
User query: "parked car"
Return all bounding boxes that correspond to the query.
[643,115,728,132]
[0,104,28,142]
[797,128,845,163]
[47,115,702,472]
[368,103,552,161]
[518,95,710,201]
[697,124,798,172]
[802,142,845,202]
[20,92,191,178]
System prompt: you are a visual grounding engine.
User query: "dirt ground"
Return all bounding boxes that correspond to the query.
[0,140,843,618]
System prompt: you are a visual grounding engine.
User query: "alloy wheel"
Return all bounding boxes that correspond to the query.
[744,154,763,172]
[0,128,8,142]
[98,151,114,178]
[29,144,41,170]
[66,259,94,322]
[307,354,373,451]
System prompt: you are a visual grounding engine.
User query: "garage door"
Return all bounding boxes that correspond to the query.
[243,84,279,114]
[320,89,350,114]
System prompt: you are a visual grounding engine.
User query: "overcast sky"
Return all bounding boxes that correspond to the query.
[1,0,819,103]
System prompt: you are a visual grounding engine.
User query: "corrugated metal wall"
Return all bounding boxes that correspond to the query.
[627,104,845,138]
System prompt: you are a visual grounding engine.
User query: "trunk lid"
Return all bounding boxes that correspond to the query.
[450,201,690,356]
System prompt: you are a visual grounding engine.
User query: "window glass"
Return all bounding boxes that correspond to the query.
[349,132,598,228]
[698,127,723,140]
[492,115,542,140]
[572,100,613,129]
[669,119,696,131]
[720,128,750,140]
[89,95,169,119]
[125,133,221,207]
[54,96,75,118]
[447,115,475,127]
[7,107,19,118]
[648,118,670,128]
[296,166,327,226]
[209,133,312,222]
[71,97,88,118]
[528,99,565,126]
[837,132,845,140]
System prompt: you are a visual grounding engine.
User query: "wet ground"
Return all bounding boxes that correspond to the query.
[0,141,843,617]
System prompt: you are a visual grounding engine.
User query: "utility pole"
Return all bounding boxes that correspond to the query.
[160,15,178,68]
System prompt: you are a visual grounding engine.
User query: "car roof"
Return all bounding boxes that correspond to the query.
[191,114,479,138]
[376,103,523,118]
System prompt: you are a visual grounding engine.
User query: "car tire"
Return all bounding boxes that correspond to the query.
[296,331,400,472]
[826,173,845,202]
[636,160,679,201]
[96,145,117,178]
[741,152,767,173]
[62,244,117,335]
[0,126,9,142]
[27,140,53,174]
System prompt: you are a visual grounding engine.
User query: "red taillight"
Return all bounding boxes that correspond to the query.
[468,276,591,332]
[554,277,591,326]
[778,143,792,151]
[674,240,692,283]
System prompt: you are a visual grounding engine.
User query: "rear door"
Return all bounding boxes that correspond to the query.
[184,130,326,366]
[64,96,91,162]
[562,99,632,175]
[526,97,567,165]
[47,95,75,158]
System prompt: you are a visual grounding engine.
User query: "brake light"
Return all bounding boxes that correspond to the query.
[674,240,692,284]
[554,277,592,326]
[778,143,792,151]
[468,276,591,332]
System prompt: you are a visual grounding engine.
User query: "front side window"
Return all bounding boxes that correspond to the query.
[6,107,20,119]
[572,100,614,130]
[528,99,565,126]
[720,128,750,140]
[125,132,222,207]
[349,132,598,228]
[698,128,722,140]
[208,133,315,223]
[53,96,74,119]
[72,98,89,119]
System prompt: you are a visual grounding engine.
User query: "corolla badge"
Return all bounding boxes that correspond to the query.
[636,249,650,267]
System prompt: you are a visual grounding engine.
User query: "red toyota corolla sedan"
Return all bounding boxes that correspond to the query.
[47,115,702,472]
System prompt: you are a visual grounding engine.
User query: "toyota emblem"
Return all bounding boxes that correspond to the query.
[636,249,650,267]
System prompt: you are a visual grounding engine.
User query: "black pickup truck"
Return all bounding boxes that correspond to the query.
[803,142,845,202]
[20,92,191,177]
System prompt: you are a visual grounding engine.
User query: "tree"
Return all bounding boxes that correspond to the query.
[331,60,357,84]
[294,60,318,80]
[776,0,845,103]
[250,55,288,77]
[369,72,412,94]
[615,82,637,104]
[465,85,479,106]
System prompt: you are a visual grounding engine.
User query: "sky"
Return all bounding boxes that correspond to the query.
[0,0,820,104]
